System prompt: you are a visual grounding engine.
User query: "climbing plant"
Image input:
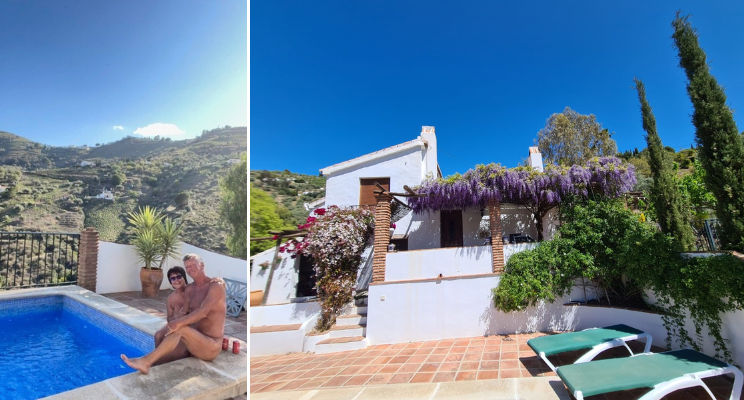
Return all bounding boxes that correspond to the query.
[281,206,374,331]
[408,157,636,241]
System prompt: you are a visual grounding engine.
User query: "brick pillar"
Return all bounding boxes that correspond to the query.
[371,193,392,283]
[489,199,505,273]
[78,227,99,292]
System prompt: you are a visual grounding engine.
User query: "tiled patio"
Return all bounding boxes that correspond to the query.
[102,289,248,400]
[249,333,741,399]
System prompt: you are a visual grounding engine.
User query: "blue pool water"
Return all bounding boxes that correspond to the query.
[0,296,154,399]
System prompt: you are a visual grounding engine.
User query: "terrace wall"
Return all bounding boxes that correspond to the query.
[96,241,247,294]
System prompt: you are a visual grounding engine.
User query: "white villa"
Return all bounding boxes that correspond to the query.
[249,126,744,367]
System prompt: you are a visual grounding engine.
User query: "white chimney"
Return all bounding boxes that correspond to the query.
[527,146,543,172]
[420,126,438,177]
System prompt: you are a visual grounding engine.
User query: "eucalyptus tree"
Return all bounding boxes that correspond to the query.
[536,107,618,166]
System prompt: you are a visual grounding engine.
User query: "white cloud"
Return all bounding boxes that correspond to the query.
[112,125,124,130]
[133,123,185,137]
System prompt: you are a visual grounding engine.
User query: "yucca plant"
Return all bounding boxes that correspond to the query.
[128,206,182,270]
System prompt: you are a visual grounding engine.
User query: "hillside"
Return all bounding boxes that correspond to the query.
[249,170,325,225]
[0,127,247,257]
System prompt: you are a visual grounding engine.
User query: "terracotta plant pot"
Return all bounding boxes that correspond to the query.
[140,268,164,298]
[250,290,263,307]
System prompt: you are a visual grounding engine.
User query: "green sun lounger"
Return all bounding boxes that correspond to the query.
[527,324,652,372]
[556,349,743,400]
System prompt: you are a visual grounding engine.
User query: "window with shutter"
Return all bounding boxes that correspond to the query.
[359,178,390,206]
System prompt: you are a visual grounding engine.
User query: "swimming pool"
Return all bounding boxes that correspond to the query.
[0,295,154,399]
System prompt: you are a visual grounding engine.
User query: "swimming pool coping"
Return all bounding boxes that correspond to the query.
[0,285,247,400]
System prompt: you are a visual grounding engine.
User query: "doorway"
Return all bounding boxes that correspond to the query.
[440,210,463,248]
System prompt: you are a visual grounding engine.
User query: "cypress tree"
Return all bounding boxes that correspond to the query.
[672,13,744,251]
[634,78,695,250]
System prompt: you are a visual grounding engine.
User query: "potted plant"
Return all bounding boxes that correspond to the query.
[128,206,183,298]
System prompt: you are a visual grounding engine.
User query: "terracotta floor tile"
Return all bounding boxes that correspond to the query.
[444,353,464,362]
[480,361,500,370]
[438,339,456,346]
[390,355,411,364]
[453,339,471,346]
[501,351,519,360]
[460,361,480,370]
[365,350,384,358]
[500,369,522,379]
[358,364,383,375]
[344,374,373,386]
[398,348,416,356]
[367,373,393,385]
[500,360,519,369]
[409,355,428,363]
[405,342,423,349]
[299,369,323,379]
[501,344,518,352]
[379,364,402,374]
[381,350,400,357]
[484,345,501,352]
[249,375,269,384]
[431,347,450,355]
[317,367,344,377]
[427,354,446,363]
[373,344,391,350]
[439,362,460,372]
[477,370,499,380]
[280,371,307,380]
[249,383,269,393]
[350,357,375,366]
[322,375,351,388]
[433,371,457,383]
[372,356,394,364]
[421,341,439,348]
[520,358,543,368]
[410,372,435,383]
[519,344,532,352]
[455,371,477,381]
[274,379,309,391]
[419,362,440,373]
[414,347,434,355]
[463,352,482,361]
[481,352,500,361]
[449,346,467,354]
[398,363,422,373]
[298,377,330,390]
[387,372,414,384]
[340,365,365,375]
[389,343,407,349]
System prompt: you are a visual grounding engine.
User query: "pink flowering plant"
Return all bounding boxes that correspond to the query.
[281,206,374,331]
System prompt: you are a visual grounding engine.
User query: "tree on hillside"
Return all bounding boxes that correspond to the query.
[249,184,288,256]
[672,13,744,251]
[219,154,247,258]
[634,78,695,250]
[536,107,618,166]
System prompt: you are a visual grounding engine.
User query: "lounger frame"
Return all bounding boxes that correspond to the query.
[569,352,743,400]
[536,327,652,372]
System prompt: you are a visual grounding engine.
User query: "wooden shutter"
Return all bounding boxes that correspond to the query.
[359,178,390,206]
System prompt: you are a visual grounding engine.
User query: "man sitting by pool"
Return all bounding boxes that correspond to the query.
[121,253,226,374]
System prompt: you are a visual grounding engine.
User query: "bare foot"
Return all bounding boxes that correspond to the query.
[121,354,151,374]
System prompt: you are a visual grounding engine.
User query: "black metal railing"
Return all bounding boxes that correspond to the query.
[0,232,79,289]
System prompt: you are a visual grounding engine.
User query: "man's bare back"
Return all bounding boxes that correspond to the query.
[121,254,227,374]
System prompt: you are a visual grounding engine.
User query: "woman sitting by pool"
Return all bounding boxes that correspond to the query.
[154,266,190,347]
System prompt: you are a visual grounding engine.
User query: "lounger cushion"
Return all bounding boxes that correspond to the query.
[557,349,729,397]
[528,324,644,356]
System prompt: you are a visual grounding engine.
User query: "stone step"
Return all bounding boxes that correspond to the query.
[314,336,368,354]
[336,313,367,326]
[329,324,365,338]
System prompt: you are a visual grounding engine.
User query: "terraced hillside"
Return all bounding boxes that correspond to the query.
[0,127,246,257]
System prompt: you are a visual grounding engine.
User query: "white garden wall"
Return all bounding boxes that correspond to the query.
[249,247,301,305]
[96,241,247,294]
[386,246,492,281]
[250,301,321,327]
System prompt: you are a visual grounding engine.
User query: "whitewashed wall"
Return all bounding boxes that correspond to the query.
[386,246,492,281]
[96,241,247,294]
[366,273,744,366]
[249,248,301,305]
[250,301,321,327]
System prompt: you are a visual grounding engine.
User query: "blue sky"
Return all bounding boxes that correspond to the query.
[0,1,247,147]
[250,1,744,177]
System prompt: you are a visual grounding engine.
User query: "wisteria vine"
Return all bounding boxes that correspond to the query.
[408,157,636,240]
